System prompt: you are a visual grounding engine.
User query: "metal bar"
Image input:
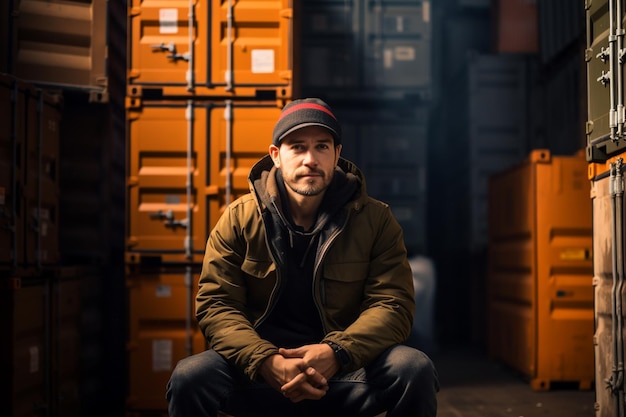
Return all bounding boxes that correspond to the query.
[225,0,234,92]
[224,100,233,206]
[36,90,43,269]
[185,100,194,260]
[187,0,195,92]
[10,81,18,268]
[185,266,193,357]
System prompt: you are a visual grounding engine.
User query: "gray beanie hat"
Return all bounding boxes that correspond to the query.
[272,98,341,145]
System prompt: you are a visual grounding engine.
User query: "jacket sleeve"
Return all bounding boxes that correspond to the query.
[324,200,416,373]
[195,201,279,381]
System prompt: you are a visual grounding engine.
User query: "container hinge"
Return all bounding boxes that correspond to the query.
[150,210,189,229]
[150,42,190,62]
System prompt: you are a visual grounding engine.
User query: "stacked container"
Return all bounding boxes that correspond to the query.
[586,0,626,415]
[125,0,296,414]
[487,149,594,390]
[0,73,86,417]
[298,0,432,255]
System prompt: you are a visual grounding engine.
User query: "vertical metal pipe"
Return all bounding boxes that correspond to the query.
[36,90,43,269]
[613,0,624,138]
[610,160,625,417]
[10,80,18,268]
[614,158,624,416]
[224,100,233,206]
[43,278,51,417]
[610,0,618,140]
[185,100,194,259]
[187,0,195,91]
[225,0,234,91]
[185,266,192,357]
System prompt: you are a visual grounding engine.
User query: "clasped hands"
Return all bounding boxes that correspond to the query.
[258,343,340,403]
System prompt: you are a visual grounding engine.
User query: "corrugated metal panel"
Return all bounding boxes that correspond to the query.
[52,270,82,417]
[492,0,538,53]
[363,2,431,96]
[460,54,530,251]
[0,0,11,73]
[589,154,626,417]
[58,97,115,265]
[544,48,586,155]
[128,0,293,98]
[538,0,584,65]
[331,105,429,254]
[0,277,51,417]
[441,13,491,81]
[488,150,594,390]
[300,0,432,101]
[0,75,62,268]
[23,89,62,267]
[79,267,108,415]
[126,100,280,265]
[9,0,108,100]
[127,329,206,410]
[125,252,204,411]
[127,266,201,338]
[0,75,26,267]
[584,0,626,162]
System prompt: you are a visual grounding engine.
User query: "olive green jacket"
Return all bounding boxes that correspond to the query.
[195,155,415,381]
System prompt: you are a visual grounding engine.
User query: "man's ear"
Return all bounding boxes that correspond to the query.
[269,144,280,167]
[335,144,342,164]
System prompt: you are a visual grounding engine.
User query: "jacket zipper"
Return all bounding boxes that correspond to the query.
[312,210,351,334]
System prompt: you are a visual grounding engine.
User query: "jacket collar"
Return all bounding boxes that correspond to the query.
[248,155,368,217]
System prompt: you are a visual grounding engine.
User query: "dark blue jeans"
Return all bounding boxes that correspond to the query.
[166,344,439,417]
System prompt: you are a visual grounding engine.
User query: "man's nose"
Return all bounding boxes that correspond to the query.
[303,150,318,165]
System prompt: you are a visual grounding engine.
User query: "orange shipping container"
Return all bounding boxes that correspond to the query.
[487,149,594,390]
[126,100,281,264]
[127,328,206,411]
[126,266,201,338]
[128,0,294,98]
[0,278,51,417]
[23,89,62,266]
[7,0,108,99]
[0,75,62,268]
[52,269,83,417]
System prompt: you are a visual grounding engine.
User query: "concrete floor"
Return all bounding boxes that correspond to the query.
[433,346,595,417]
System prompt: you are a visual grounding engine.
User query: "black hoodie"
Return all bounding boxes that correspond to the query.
[256,166,359,348]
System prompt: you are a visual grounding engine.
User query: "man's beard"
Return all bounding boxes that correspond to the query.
[286,171,328,196]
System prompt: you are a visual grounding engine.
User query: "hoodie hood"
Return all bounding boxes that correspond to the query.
[248,155,368,223]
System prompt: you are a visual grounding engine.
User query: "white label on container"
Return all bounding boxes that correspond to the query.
[423,1,430,23]
[30,346,39,373]
[395,46,416,61]
[160,9,178,34]
[384,49,394,68]
[153,339,173,371]
[155,284,172,298]
[251,49,275,74]
[396,17,404,33]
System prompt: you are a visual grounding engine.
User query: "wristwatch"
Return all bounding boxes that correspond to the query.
[323,340,351,368]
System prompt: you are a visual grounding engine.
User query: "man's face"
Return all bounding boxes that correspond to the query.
[270,125,341,198]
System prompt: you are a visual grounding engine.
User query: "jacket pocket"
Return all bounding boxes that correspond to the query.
[241,258,275,279]
[321,262,369,326]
